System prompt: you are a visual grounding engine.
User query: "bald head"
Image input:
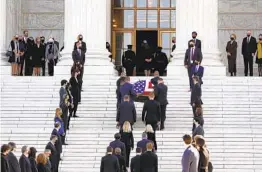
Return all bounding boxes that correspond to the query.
[247,30,251,36]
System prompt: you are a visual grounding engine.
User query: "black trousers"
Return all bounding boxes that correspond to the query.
[244,56,253,76]
[187,65,193,89]
[55,153,60,172]
[146,122,158,132]
[160,104,167,129]
[125,146,131,167]
[67,105,74,129]
[25,59,33,76]
[20,56,25,76]
[41,60,46,76]
[125,66,134,76]
[60,105,68,135]
[48,60,54,76]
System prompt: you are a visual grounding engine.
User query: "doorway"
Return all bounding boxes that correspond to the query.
[136,30,158,75]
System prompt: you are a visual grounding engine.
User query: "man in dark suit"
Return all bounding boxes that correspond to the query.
[19,146,32,172]
[116,95,137,128]
[59,80,69,131]
[142,93,161,131]
[74,34,87,54]
[40,36,46,76]
[150,71,159,87]
[100,146,120,172]
[191,76,203,115]
[188,31,201,50]
[137,132,151,153]
[152,47,168,76]
[115,148,127,172]
[190,61,204,87]
[45,135,58,172]
[120,77,137,103]
[109,133,126,158]
[122,45,136,76]
[131,147,142,172]
[7,142,21,172]
[154,78,168,130]
[185,41,203,91]
[51,122,63,170]
[140,142,158,172]
[72,41,85,82]
[192,118,205,139]
[116,75,126,109]
[241,30,257,76]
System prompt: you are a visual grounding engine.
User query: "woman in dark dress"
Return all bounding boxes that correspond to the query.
[141,40,153,76]
[28,147,38,172]
[145,124,157,151]
[226,34,237,76]
[120,121,134,167]
[255,34,262,76]
[69,69,80,117]
[37,153,50,172]
[196,137,209,172]
[33,37,45,76]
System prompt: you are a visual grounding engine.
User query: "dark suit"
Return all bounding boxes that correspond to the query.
[7,151,21,172]
[122,50,136,76]
[51,129,62,171]
[150,77,159,87]
[137,139,151,153]
[152,52,168,76]
[154,83,168,129]
[142,100,161,131]
[140,151,158,172]
[190,65,204,87]
[120,130,134,167]
[117,101,137,126]
[1,153,9,172]
[188,39,202,50]
[184,47,203,89]
[115,155,127,172]
[74,41,87,53]
[131,155,141,172]
[193,125,205,138]
[19,154,32,172]
[100,154,120,172]
[29,157,38,172]
[41,43,46,76]
[72,49,85,65]
[69,76,80,115]
[241,36,257,76]
[192,115,204,132]
[172,44,176,52]
[191,83,203,114]
[45,142,58,172]
[109,140,126,158]
[37,163,50,172]
[119,82,136,103]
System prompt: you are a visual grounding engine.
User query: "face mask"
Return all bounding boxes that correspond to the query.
[41,39,45,43]
[79,38,83,41]
[247,34,251,37]
[189,44,194,47]
[259,38,262,41]
[230,37,234,40]
[192,36,196,39]
[15,37,18,40]
[172,40,175,43]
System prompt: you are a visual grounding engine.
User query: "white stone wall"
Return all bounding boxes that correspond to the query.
[218,0,262,74]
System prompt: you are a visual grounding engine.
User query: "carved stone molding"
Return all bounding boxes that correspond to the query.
[22,0,64,13]
[219,0,260,13]
[22,13,64,29]
[218,14,260,29]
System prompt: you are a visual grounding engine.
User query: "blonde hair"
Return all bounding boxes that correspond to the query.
[231,34,236,39]
[55,108,62,118]
[145,124,154,133]
[122,121,132,133]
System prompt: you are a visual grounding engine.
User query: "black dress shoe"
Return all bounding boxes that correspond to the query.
[62,143,68,145]
[73,115,79,118]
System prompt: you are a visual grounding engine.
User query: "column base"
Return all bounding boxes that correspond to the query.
[168,49,226,76]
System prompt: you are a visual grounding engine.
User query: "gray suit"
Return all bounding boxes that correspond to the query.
[192,125,204,138]
[181,145,199,172]
[59,87,67,107]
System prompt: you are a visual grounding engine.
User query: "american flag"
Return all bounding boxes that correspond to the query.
[133,80,154,96]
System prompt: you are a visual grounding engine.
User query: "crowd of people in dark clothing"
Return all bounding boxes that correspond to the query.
[7,30,61,76]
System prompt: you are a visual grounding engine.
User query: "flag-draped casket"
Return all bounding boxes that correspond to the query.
[132,80,154,102]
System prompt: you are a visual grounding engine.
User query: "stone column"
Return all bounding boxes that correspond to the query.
[56,0,114,76]
[106,0,111,43]
[0,0,9,66]
[168,0,225,76]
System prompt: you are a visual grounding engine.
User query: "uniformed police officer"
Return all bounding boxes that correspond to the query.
[122,45,136,76]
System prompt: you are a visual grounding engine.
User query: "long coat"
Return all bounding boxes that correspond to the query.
[7,151,21,172]
[226,41,237,73]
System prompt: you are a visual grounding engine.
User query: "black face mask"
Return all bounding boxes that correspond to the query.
[259,38,262,41]
[192,36,196,39]
[247,34,251,37]
[172,40,175,43]
[15,38,18,40]
[79,38,83,41]
[230,37,234,41]
[189,44,194,47]
[41,39,45,43]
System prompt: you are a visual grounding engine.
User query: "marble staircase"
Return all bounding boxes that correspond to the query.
[1,75,262,172]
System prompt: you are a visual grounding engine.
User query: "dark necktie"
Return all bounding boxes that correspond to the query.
[191,48,194,61]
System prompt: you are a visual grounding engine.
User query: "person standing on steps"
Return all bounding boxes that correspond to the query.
[191,76,203,115]
[69,70,80,118]
[151,71,160,87]
[122,45,136,76]
[140,142,158,172]
[120,77,137,103]
[7,142,21,172]
[130,147,142,172]
[100,146,120,172]
[188,31,202,51]
[226,34,238,76]
[59,79,70,132]
[54,108,67,145]
[154,78,168,130]
[255,34,262,76]
[51,123,62,171]
[109,133,126,159]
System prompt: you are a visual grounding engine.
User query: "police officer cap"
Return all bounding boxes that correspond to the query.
[127,45,133,49]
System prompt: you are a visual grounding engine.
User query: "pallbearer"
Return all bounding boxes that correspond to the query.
[122,45,136,76]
